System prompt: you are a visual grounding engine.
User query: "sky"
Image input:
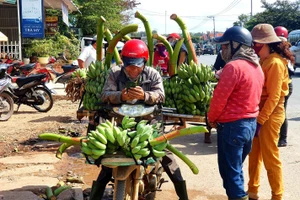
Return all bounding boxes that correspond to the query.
[131,0,277,34]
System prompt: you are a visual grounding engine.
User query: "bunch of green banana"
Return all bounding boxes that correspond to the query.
[83,60,110,111]
[163,61,216,115]
[121,116,137,130]
[71,69,87,79]
[81,116,170,161]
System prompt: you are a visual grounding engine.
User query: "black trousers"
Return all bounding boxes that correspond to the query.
[96,149,184,185]
[279,81,293,142]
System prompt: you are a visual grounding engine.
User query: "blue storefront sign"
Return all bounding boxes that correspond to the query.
[20,0,44,38]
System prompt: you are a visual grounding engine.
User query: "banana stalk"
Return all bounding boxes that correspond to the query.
[104,24,139,69]
[39,133,86,145]
[46,186,55,200]
[123,35,131,41]
[152,33,173,60]
[135,11,154,66]
[104,28,122,65]
[170,38,184,76]
[149,126,208,146]
[170,14,198,64]
[56,143,73,159]
[166,143,199,174]
[96,16,106,62]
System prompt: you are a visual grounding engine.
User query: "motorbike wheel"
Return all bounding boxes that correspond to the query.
[0,92,14,121]
[32,87,53,112]
[115,180,126,200]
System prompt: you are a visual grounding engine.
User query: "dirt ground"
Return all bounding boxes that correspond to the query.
[0,96,220,199]
[0,96,86,157]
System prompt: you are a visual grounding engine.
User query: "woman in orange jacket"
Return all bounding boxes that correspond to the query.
[248,24,295,200]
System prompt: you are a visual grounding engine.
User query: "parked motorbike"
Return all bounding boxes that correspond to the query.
[89,104,166,200]
[46,64,79,85]
[0,65,14,121]
[6,68,54,112]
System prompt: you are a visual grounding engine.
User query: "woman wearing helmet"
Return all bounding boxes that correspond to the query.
[248,24,294,200]
[274,26,294,147]
[208,26,264,200]
[167,33,188,67]
[89,39,189,200]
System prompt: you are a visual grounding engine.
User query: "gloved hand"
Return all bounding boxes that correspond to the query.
[127,86,145,100]
[255,123,262,137]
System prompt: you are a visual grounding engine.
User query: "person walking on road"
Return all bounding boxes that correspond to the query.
[208,26,264,200]
[274,26,295,147]
[247,23,294,200]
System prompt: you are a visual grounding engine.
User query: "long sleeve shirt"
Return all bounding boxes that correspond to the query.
[257,53,289,125]
[208,59,264,123]
[100,66,165,105]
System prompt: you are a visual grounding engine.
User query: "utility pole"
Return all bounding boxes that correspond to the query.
[251,0,253,16]
[165,11,167,35]
[208,16,216,39]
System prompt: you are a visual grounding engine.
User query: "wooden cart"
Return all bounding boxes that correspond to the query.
[162,108,212,143]
[76,106,213,143]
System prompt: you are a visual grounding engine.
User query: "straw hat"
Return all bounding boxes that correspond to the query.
[251,23,281,44]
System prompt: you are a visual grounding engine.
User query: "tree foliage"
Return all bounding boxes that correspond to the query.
[72,0,138,36]
[233,14,250,27]
[243,0,300,32]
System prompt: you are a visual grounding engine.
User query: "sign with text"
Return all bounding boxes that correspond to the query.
[20,0,44,38]
[62,2,69,26]
[45,16,58,35]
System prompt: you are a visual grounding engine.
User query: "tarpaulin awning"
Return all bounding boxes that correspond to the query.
[44,0,79,12]
[0,31,8,42]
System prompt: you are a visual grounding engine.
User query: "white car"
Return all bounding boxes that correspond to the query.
[290,40,300,69]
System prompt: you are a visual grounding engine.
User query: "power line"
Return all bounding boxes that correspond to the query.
[213,0,242,16]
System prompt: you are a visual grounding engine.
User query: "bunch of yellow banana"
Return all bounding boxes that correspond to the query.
[83,60,109,111]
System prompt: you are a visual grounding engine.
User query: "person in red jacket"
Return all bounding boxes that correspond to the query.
[208,26,264,200]
[153,40,170,76]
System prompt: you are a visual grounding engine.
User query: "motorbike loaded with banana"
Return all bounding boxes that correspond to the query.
[81,101,208,200]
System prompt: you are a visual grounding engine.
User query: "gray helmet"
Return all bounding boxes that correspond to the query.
[214,26,252,47]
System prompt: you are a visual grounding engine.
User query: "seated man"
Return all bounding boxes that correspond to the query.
[89,39,189,200]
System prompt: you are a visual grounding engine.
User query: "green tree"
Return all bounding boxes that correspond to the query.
[233,14,250,27]
[244,0,300,32]
[72,0,138,36]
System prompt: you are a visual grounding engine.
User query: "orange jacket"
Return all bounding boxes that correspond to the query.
[257,53,289,125]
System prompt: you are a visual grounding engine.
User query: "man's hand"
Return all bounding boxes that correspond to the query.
[128,86,145,100]
[209,122,218,128]
[121,89,131,101]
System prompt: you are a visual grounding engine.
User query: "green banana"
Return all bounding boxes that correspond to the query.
[122,116,130,128]
[81,146,93,155]
[137,148,150,157]
[131,136,140,148]
[152,149,166,158]
[92,149,106,157]
[131,146,141,154]
[105,127,116,144]
[89,137,106,150]
[90,130,107,145]
[154,142,168,151]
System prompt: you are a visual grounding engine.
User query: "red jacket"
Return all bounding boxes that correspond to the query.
[153,51,169,71]
[208,59,264,123]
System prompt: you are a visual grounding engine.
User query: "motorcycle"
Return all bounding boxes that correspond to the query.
[46,63,79,85]
[6,67,54,112]
[0,65,14,121]
[89,104,167,200]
